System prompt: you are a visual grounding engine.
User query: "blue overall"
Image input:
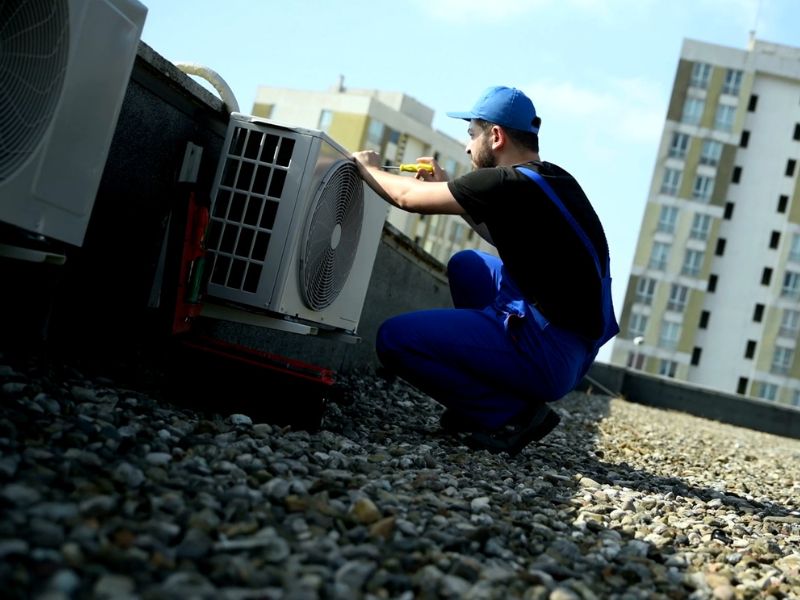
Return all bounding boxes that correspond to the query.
[376,167,619,430]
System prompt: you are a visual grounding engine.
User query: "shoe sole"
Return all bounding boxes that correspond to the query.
[466,406,561,456]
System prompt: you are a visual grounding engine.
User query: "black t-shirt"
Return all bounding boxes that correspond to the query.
[447,161,610,339]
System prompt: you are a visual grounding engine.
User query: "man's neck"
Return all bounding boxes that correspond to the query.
[498,150,540,167]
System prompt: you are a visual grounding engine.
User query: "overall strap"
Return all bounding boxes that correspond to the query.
[516,166,607,278]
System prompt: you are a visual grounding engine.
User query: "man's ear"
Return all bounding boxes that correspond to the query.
[490,125,506,151]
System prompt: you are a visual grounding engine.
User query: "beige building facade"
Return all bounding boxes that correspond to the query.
[612,38,800,406]
[251,82,495,264]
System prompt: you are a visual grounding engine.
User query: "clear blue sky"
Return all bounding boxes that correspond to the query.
[140,0,800,360]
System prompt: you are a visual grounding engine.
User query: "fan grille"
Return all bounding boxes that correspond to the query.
[300,160,364,310]
[205,125,296,293]
[0,0,70,181]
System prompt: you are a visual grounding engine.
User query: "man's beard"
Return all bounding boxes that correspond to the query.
[472,135,497,169]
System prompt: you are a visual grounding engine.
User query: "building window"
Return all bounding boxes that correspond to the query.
[690,213,712,240]
[789,234,800,262]
[660,168,682,195]
[318,110,333,133]
[659,359,678,378]
[772,346,794,376]
[745,340,757,359]
[737,377,749,394]
[692,175,715,201]
[682,97,704,125]
[753,303,765,322]
[708,274,718,292]
[682,249,704,277]
[794,123,800,141]
[778,195,789,213]
[714,104,736,132]
[691,347,702,366]
[627,351,646,370]
[724,202,734,220]
[659,321,681,350]
[715,238,726,256]
[669,132,689,159]
[787,159,797,177]
[700,139,722,166]
[366,118,385,150]
[451,221,466,244]
[699,310,710,329]
[779,308,800,338]
[628,312,648,337]
[740,130,750,148]
[722,69,743,95]
[792,390,800,407]
[732,166,742,183]
[781,270,800,299]
[762,267,773,286]
[755,381,778,402]
[690,62,712,89]
[747,94,758,112]
[667,283,689,312]
[657,205,679,233]
[649,242,671,270]
[769,231,780,249]
[635,277,657,305]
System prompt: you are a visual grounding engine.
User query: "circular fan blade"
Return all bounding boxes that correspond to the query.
[300,160,364,310]
[0,0,69,181]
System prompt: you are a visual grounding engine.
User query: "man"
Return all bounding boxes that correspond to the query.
[352,85,618,456]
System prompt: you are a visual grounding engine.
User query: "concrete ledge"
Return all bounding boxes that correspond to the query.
[583,362,800,440]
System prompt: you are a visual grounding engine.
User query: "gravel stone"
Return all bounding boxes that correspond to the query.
[1,355,799,599]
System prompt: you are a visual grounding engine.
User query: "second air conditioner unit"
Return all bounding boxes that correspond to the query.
[0,0,147,249]
[203,113,388,335]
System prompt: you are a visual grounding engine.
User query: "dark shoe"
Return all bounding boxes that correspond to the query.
[439,408,485,434]
[466,404,560,456]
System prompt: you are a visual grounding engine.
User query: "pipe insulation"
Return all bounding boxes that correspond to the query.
[173,62,240,114]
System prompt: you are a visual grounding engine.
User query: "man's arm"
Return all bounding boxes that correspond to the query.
[352,151,465,215]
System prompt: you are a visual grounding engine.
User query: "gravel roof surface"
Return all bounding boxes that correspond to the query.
[1,352,800,599]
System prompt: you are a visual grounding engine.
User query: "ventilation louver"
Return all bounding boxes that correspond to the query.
[204,114,388,334]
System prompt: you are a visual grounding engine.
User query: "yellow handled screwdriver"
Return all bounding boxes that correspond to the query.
[383,163,434,173]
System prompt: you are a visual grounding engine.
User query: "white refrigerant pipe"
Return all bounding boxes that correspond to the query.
[173,62,240,114]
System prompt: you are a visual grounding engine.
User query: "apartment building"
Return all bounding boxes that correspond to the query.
[251,81,494,264]
[612,37,800,405]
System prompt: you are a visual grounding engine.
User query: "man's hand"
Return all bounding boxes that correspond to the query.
[352,150,381,170]
[414,157,448,182]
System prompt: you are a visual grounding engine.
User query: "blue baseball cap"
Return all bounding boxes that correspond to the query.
[447,86,539,133]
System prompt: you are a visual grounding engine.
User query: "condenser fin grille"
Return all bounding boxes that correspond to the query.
[300,160,363,310]
[206,125,295,293]
[0,0,69,181]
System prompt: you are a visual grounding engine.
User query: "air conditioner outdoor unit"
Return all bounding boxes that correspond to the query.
[0,0,147,248]
[203,113,389,335]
